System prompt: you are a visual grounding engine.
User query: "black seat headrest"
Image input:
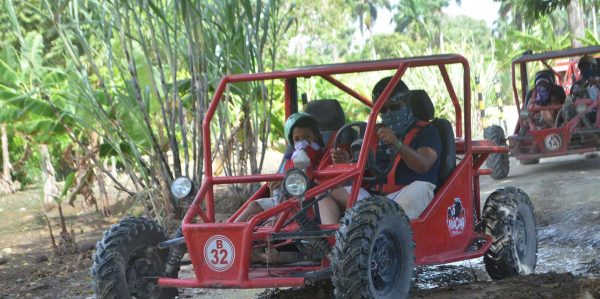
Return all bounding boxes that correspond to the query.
[430,118,456,185]
[409,90,435,121]
[305,99,345,131]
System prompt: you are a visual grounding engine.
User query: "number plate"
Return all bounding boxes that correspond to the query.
[204,235,235,272]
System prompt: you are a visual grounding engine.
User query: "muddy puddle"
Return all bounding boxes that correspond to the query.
[178,230,600,298]
[179,204,600,298]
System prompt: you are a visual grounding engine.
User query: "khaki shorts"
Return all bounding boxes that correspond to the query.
[344,181,436,219]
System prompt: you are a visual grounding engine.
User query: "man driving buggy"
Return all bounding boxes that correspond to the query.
[319,77,442,224]
[570,55,599,124]
[571,55,599,99]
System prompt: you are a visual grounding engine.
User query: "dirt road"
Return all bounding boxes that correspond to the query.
[180,154,600,298]
[1,154,599,298]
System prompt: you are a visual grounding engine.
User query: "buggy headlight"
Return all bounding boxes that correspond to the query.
[283,169,309,197]
[576,103,588,114]
[171,177,193,200]
[519,109,529,119]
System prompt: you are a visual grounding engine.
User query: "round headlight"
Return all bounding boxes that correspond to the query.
[519,109,529,119]
[283,170,309,197]
[171,177,193,200]
[576,103,588,114]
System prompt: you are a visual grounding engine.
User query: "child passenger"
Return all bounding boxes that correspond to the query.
[235,112,324,222]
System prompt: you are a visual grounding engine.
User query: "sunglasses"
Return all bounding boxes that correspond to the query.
[380,102,404,113]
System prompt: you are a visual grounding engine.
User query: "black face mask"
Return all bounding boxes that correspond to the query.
[380,105,415,137]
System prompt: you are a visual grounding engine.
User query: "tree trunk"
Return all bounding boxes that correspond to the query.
[97,171,111,216]
[2,125,11,181]
[567,0,585,48]
[41,144,59,209]
[158,167,175,217]
[0,124,15,193]
[593,4,598,39]
[91,132,111,216]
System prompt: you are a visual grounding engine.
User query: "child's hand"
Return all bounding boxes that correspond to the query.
[331,148,350,164]
[268,181,281,193]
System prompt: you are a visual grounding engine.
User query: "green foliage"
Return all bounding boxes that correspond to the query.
[0,12,75,186]
[280,0,355,65]
[61,172,75,197]
[442,16,491,50]
[372,33,428,58]
[495,15,571,68]
[393,0,452,46]
[1,0,598,203]
[496,0,571,22]
[579,28,600,45]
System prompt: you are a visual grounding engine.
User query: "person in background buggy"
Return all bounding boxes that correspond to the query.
[572,55,599,92]
[525,70,566,128]
[570,56,599,124]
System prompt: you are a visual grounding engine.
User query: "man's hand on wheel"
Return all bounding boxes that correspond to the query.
[331,148,350,164]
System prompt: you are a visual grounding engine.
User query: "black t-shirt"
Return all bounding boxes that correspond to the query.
[374,125,442,187]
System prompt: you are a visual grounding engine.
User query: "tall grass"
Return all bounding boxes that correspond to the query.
[27,0,294,223]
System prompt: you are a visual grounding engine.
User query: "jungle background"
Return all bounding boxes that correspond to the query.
[0,0,599,298]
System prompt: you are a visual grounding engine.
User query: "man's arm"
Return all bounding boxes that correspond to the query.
[397,145,437,174]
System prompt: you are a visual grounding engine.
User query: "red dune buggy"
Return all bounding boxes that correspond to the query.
[92,55,536,299]
[485,46,600,179]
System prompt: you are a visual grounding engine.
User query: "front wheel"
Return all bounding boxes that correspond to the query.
[482,187,537,280]
[91,217,178,299]
[484,125,510,179]
[332,197,414,299]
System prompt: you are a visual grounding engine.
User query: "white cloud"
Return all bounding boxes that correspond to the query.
[443,0,500,27]
[373,0,501,35]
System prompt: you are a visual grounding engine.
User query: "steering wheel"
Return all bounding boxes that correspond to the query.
[332,121,397,182]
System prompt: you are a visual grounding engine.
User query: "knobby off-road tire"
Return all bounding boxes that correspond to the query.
[482,187,537,280]
[332,197,414,299]
[484,125,510,179]
[519,158,540,165]
[91,217,178,299]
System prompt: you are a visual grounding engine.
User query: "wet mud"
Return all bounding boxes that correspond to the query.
[183,154,600,298]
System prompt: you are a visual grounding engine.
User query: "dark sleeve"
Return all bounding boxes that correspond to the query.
[550,84,566,104]
[414,126,441,157]
[571,79,586,96]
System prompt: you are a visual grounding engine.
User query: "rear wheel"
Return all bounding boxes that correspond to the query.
[484,125,510,179]
[332,197,414,299]
[482,187,537,280]
[91,217,178,299]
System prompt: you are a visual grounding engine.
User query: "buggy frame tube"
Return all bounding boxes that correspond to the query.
[321,74,373,107]
[439,65,463,138]
[190,55,472,224]
[171,55,478,289]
